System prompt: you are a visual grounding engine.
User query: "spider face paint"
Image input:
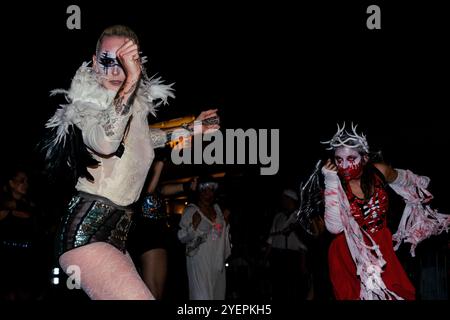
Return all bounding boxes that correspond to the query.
[97,51,123,76]
[334,147,364,181]
[94,36,128,91]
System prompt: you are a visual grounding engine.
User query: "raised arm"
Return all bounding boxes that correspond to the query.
[322,159,345,234]
[145,160,165,194]
[373,162,398,183]
[82,39,141,155]
[149,109,220,149]
[159,177,197,197]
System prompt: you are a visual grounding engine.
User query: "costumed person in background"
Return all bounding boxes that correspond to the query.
[320,123,450,300]
[0,166,46,300]
[127,158,197,300]
[38,25,219,300]
[265,189,311,300]
[177,177,231,300]
[292,161,331,300]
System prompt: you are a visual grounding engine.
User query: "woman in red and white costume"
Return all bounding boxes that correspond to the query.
[321,123,449,300]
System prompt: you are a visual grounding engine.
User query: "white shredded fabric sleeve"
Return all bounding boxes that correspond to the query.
[322,167,345,234]
[389,168,450,256]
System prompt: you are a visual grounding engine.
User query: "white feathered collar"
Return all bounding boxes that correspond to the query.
[45,61,175,146]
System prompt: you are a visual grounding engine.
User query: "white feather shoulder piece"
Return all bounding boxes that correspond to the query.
[45,62,115,146]
[135,73,175,117]
[45,61,175,146]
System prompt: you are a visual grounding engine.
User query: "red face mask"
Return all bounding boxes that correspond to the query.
[334,147,364,181]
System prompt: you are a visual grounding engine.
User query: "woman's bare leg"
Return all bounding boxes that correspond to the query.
[59,242,154,300]
[140,248,167,300]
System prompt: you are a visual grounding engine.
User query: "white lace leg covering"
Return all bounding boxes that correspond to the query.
[59,242,154,300]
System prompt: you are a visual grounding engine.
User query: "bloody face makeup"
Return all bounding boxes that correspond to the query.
[334,147,365,181]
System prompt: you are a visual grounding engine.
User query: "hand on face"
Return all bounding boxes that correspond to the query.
[115,38,141,84]
[95,36,141,90]
[323,159,338,172]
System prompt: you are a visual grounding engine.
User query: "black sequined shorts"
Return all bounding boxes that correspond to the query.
[55,192,134,259]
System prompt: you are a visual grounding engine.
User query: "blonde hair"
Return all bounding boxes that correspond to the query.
[96,25,139,55]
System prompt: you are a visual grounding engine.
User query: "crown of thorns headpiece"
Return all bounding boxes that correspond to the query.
[321,122,369,153]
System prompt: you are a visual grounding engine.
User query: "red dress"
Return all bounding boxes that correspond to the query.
[328,174,416,300]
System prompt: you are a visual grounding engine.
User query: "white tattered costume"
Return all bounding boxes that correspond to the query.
[321,123,450,300]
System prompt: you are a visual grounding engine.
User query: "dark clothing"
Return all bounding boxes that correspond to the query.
[269,247,309,300]
[127,193,170,257]
[128,217,169,256]
[0,201,44,299]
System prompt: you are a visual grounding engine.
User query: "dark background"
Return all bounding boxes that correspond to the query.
[0,0,449,302]
[2,1,448,200]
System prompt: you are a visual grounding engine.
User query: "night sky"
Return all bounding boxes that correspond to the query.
[1,1,449,213]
